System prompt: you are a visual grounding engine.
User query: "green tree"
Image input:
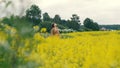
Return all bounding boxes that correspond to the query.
[2,15,16,26]
[43,12,51,22]
[26,4,41,25]
[67,20,80,30]
[92,22,99,30]
[53,14,61,23]
[66,14,81,30]
[83,18,99,31]
[83,18,93,29]
[71,14,80,23]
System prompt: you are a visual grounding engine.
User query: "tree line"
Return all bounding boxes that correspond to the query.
[1,4,100,32]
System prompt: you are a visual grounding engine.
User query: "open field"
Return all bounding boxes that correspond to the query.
[0,31,120,68]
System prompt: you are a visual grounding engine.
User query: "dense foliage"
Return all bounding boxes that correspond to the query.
[83,18,99,31]
[26,5,42,25]
[99,25,120,30]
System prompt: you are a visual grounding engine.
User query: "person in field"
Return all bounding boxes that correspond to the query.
[51,23,60,36]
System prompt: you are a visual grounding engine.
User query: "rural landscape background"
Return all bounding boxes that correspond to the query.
[0,0,120,68]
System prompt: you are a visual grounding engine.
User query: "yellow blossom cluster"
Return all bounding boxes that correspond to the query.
[26,31,120,68]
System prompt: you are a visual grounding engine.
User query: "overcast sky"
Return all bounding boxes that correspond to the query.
[0,0,120,24]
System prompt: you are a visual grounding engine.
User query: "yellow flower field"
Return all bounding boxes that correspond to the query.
[27,31,120,68]
[0,31,120,68]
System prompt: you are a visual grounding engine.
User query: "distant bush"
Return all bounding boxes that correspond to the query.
[59,29,76,33]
